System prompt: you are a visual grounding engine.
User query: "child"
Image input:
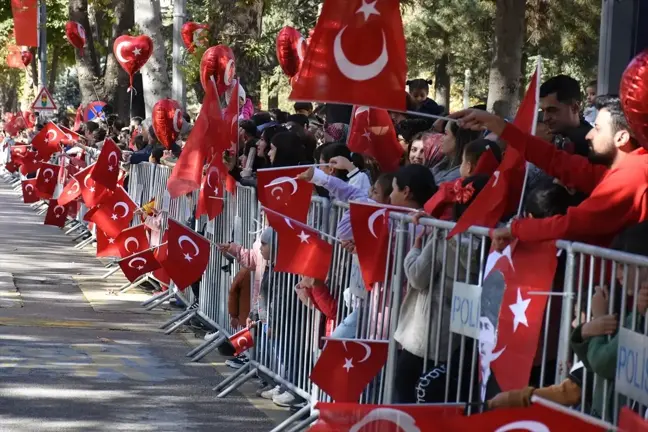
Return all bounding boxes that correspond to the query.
[225,82,254,121]
[407,79,444,116]
[583,80,598,126]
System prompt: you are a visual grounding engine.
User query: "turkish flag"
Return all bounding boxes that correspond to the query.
[74,164,111,208]
[196,155,225,220]
[10,145,28,164]
[115,224,150,259]
[289,0,406,111]
[32,122,65,160]
[57,178,82,206]
[96,228,121,258]
[119,249,161,283]
[167,79,221,198]
[448,63,540,238]
[349,202,390,289]
[73,105,83,132]
[6,46,25,69]
[229,327,254,356]
[11,0,38,46]
[312,402,463,432]
[225,80,240,152]
[348,106,403,172]
[481,241,557,397]
[35,163,61,199]
[5,161,18,173]
[20,151,42,175]
[265,209,332,280]
[162,219,211,290]
[152,232,171,286]
[310,338,388,402]
[86,186,137,238]
[21,179,39,204]
[91,138,121,190]
[44,199,69,227]
[620,407,648,432]
[473,143,501,177]
[59,125,83,146]
[22,111,36,129]
[257,167,313,223]
[451,402,605,431]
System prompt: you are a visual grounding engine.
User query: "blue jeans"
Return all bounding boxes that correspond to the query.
[331,309,359,339]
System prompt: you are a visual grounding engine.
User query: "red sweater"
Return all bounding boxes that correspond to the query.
[501,124,648,246]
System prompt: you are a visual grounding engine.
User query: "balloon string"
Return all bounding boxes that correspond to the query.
[129,87,134,122]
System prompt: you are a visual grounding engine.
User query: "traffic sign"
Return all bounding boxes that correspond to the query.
[31,87,58,111]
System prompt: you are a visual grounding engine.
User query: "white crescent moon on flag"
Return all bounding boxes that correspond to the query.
[115,41,130,63]
[124,237,140,253]
[46,129,57,141]
[355,106,370,118]
[25,184,34,193]
[42,168,55,179]
[69,181,80,194]
[296,38,306,62]
[236,336,248,348]
[269,177,298,195]
[113,201,129,218]
[333,27,388,82]
[84,173,92,188]
[54,205,65,216]
[108,151,119,167]
[223,59,235,87]
[206,167,219,189]
[128,257,147,268]
[178,235,200,257]
[355,341,372,363]
[283,217,295,230]
[172,109,183,133]
[494,421,549,432]
[367,208,386,238]
[349,408,420,432]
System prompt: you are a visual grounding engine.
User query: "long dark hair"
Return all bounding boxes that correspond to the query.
[437,122,482,170]
[270,132,305,168]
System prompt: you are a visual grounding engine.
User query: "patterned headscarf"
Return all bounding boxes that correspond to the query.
[421,132,444,168]
[324,123,349,144]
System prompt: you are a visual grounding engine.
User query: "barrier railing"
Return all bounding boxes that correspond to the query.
[4,158,648,431]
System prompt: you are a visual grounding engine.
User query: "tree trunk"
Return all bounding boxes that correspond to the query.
[434,50,450,111]
[209,0,264,103]
[486,0,526,118]
[30,54,39,88]
[48,44,60,93]
[69,0,102,104]
[134,0,171,118]
[268,76,279,110]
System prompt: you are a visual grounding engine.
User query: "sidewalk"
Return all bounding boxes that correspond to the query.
[0,177,284,432]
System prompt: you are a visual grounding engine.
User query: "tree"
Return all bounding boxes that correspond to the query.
[486,0,526,117]
[135,0,171,117]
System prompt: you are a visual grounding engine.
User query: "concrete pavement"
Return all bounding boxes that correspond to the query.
[0,176,282,432]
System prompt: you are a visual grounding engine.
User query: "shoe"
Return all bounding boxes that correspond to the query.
[204,331,218,341]
[256,383,273,397]
[273,391,297,407]
[225,356,248,369]
[260,385,282,400]
[289,402,308,415]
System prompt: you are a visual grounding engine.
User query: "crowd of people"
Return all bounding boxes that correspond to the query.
[2,70,648,426]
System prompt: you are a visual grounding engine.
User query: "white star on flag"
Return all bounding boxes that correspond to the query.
[343,358,354,372]
[44,179,50,183]
[356,0,380,22]
[362,130,372,141]
[108,238,115,244]
[137,265,144,270]
[111,214,118,220]
[297,231,310,243]
[509,288,531,332]
[108,166,114,172]
[89,186,96,192]
[184,253,193,262]
[132,47,142,56]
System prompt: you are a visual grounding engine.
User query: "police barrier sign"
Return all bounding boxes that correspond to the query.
[616,327,648,406]
[450,282,481,339]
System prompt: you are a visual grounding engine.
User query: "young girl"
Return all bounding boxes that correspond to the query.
[393,174,489,404]
[407,79,444,116]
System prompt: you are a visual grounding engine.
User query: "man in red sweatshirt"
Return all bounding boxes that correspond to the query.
[451,95,648,248]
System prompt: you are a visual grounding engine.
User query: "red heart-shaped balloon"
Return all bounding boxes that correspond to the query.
[21,50,32,67]
[152,99,183,149]
[200,45,236,95]
[65,21,86,52]
[181,22,209,54]
[621,49,648,150]
[113,35,154,86]
[276,26,307,78]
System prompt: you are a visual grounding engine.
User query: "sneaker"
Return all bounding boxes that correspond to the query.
[225,356,248,369]
[289,402,309,414]
[256,383,273,397]
[204,331,218,341]
[273,391,297,407]
[259,385,282,400]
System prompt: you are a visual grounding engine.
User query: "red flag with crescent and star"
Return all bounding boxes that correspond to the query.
[196,155,225,220]
[31,122,65,160]
[35,163,61,199]
[311,402,464,432]
[229,327,254,356]
[44,200,70,228]
[349,202,390,289]
[115,224,150,259]
[19,151,42,176]
[90,138,121,190]
[265,208,333,280]
[96,228,121,258]
[74,164,111,208]
[10,145,28,164]
[11,0,38,47]
[257,167,313,223]
[348,106,403,172]
[152,231,171,287]
[310,338,388,402]
[21,178,39,204]
[59,125,83,146]
[162,219,211,290]
[86,186,137,238]
[57,178,82,206]
[118,249,161,283]
[290,0,406,111]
